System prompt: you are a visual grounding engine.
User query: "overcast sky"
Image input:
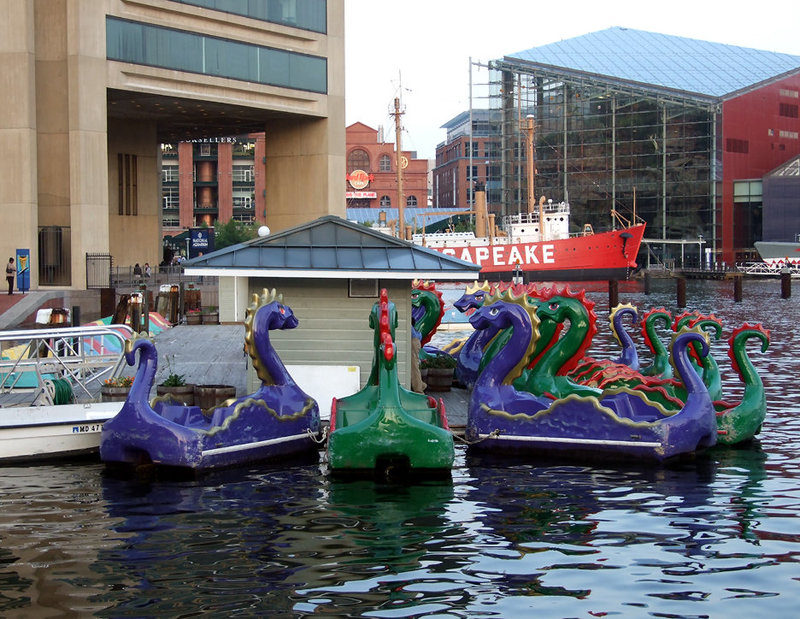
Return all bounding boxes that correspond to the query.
[345,0,800,160]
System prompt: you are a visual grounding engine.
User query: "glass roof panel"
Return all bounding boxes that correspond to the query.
[508,27,800,98]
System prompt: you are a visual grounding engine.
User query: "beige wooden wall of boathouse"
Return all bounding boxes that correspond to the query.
[220,277,413,390]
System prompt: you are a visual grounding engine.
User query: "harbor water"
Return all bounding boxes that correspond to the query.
[1,278,799,617]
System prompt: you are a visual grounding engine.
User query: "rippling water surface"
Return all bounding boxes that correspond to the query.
[1,279,798,617]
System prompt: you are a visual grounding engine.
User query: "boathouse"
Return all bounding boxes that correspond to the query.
[183,216,480,395]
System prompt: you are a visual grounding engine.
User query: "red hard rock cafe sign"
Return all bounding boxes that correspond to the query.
[347,169,373,190]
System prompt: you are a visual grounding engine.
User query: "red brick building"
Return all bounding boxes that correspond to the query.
[346,123,428,210]
[161,134,267,237]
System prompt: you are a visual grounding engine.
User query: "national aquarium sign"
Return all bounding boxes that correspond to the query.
[189,228,214,259]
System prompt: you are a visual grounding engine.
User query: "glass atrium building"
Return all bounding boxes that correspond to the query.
[468,28,800,266]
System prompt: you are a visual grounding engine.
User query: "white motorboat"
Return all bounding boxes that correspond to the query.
[1,324,133,463]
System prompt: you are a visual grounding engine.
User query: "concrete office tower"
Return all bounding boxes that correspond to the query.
[0,0,344,289]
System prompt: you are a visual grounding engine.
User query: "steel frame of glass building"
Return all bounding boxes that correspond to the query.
[482,59,720,267]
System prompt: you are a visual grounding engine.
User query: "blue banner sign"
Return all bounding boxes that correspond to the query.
[189,228,214,259]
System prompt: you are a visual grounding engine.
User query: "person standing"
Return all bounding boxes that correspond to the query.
[6,257,15,295]
[144,262,152,278]
[133,263,142,282]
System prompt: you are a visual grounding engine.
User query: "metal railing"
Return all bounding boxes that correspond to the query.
[0,324,134,406]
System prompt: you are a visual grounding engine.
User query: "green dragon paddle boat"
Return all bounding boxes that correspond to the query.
[328,289,454,479]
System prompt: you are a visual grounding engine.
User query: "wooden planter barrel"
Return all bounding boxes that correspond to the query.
[186,313,202,325]
[201,312,219,325]
[156,384,196,406]
[194,384,236,410]
[425,368,454,392]
[100,386,131,402]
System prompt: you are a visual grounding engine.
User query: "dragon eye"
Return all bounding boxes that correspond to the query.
[279,306,286,315]
[549,302,559,310]
[489,307,500,316]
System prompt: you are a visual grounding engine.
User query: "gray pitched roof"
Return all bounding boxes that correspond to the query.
[507,27,800,100]
[183,215,481,280]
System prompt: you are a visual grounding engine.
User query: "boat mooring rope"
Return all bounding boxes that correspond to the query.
[452,428,501,445]
[307,426,328,444]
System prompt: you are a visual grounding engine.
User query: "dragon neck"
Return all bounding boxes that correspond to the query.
[253,313,293,385]
[731,331,767,391]
[535,304,587,377]
[479,303,533,387]
[612,308,639,367]
[643,313,671,374]
[127,339,157,402]
[415,295,440,345]
[672,332,708,397]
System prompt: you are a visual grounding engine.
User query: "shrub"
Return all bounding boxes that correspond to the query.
[420,354,457,370]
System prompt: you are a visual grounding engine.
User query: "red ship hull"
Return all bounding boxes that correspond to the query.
[431,224,646,282]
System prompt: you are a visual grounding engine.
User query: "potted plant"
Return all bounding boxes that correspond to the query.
[420,354,457,392]
[201,305,219,325]
[156,356,195,405]
[100,375,134,401]
[185,308,202,325]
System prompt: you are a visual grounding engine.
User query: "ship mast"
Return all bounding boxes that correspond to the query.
[393,96,405,239]
[524,114,544,240]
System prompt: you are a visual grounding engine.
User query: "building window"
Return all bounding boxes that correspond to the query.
[232,165,255,182]
[732,180,763,252]
[347,149,370,172]
[779,103,799,118]
[162,164,179,183]
[106,17,327,94]
[379,154,392,172]
[233,190,253,209]
[118,153,138,216]
[380,195,391,207]
[406,195,418,207]
[171,0,326,33]
[725,138,749,154]
[163,186,179,210]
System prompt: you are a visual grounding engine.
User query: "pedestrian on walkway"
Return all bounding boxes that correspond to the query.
[133,263,142,282]
[144,262,152,278]
[6,257,14,295]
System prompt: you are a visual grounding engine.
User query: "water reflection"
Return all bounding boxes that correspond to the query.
[0,279,797,616]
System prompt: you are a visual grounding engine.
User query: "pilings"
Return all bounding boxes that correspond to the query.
[676,277,686,308]
[608,279,619,309]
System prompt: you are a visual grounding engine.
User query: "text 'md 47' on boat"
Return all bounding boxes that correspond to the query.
[100,289,321,473]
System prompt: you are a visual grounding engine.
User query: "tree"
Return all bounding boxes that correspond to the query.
[214,218,258,250]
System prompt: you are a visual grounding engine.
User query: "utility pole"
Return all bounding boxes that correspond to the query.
[393,96,405,239]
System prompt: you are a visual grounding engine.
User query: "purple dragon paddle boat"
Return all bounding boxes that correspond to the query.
[100,289,320,473]
[465,288,718,461]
